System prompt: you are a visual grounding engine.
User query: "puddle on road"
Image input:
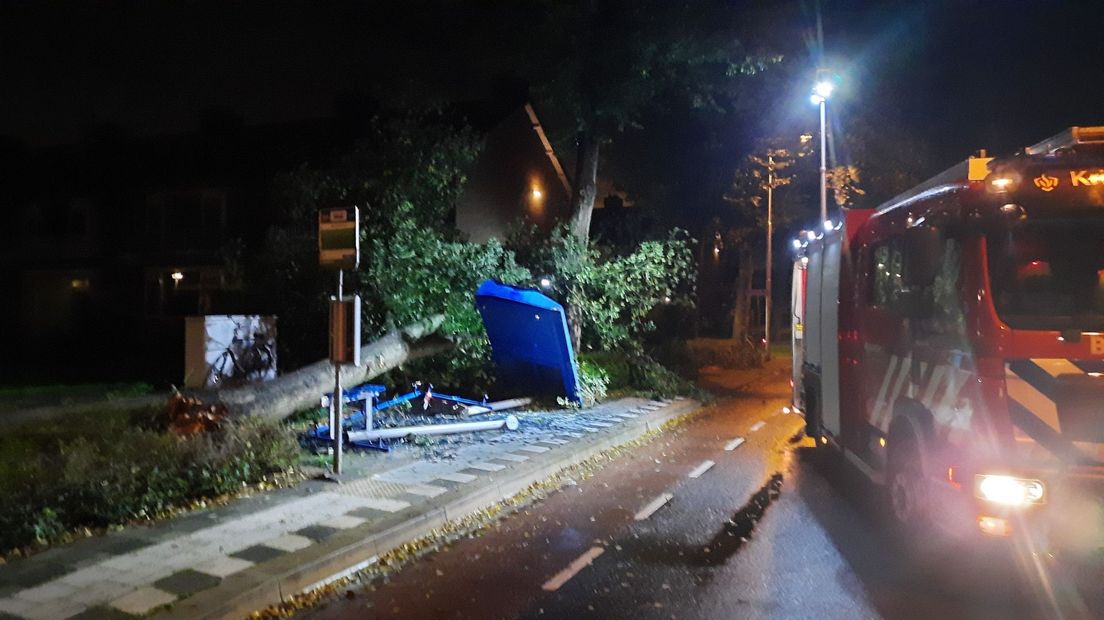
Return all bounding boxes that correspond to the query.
[622,471,787,574]
[695,473,784,567]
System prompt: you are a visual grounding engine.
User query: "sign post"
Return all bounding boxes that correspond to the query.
[319,206,361,476]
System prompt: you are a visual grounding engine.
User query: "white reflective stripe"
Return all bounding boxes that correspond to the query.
[933,367,971,430]
[907,362,927,399]
[871,356,900,431]
[879,356,913,431]
[920,365,948,409]
[1033,358,1085,377]
[1005,367,1061,432]
[933,367,963,414]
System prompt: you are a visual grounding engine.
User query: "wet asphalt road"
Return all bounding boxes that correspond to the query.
[303,359,1098,620]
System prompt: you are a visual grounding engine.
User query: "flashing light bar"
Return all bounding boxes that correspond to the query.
[1025,126,1104,155]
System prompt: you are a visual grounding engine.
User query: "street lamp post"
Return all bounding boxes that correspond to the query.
[764,154,774,360]
[811,78,833,224]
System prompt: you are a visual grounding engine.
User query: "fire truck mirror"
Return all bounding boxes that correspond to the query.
[904,225,941,288]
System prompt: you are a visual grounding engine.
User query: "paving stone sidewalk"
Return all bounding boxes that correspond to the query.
[0,396,695,620]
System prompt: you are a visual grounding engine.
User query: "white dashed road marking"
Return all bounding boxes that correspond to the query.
[749,421,766,432]
[541,546,605,592]
[634,492,675,521]
[724,437,746,451]
[687,460,715,479]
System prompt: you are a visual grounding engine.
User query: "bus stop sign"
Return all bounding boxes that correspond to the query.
[319,206,360,270]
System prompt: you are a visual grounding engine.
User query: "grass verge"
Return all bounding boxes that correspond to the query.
[0,405,299,557]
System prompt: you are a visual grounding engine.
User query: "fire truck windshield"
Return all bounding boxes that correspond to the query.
[986,218,1104,330]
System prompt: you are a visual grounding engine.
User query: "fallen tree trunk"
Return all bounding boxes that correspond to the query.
[215,316,453,421]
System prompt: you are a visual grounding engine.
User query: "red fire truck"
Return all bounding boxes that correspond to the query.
[793,127,1104,565]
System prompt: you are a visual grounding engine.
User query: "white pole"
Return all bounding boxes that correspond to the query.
[333,269,344,475]
[765,155,773,360]
[819,98,828,224]
[347,415,520,443]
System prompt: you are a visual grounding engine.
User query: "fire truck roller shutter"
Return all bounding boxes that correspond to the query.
[819,233,843,436]
[791,260,806,411]
[803,239,824,436]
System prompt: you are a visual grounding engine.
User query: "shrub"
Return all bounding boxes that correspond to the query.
[563,359,610,408]
[528,228,695,353]
[684,338,764,369]
[579,351,702,401]
[0,411,298,554]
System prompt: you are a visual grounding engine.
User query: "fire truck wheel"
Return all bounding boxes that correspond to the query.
[886,430,931,534]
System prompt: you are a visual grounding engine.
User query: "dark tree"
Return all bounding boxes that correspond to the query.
[521,0,779,241]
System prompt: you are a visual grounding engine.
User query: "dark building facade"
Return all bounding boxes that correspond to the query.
[0,118,357,384]
[1,102,574,385]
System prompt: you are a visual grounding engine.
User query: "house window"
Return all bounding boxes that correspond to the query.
[145,189,227,250]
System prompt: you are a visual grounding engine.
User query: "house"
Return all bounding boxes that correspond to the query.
[454,103,572,242]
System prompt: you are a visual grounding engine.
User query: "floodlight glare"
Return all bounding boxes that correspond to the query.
[814,81,834,99]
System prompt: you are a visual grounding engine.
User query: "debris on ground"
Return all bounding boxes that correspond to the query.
[300,382,531,455]
[163,392,228,435]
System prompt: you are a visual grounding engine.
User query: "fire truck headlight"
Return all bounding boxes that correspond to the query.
[975,474,1045,506]
[986,172,1020,194]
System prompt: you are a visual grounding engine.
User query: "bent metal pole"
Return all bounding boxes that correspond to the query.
[346,415,520,443]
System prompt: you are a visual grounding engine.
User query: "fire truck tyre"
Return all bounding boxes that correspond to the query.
[886,430,932,537]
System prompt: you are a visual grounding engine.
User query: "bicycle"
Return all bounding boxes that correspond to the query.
[205,331,275,388]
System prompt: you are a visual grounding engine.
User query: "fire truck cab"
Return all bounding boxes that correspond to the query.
[793,127,1104,563]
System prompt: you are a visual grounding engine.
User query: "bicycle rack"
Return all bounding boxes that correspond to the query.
[314,384,390,452]
[309,382,496,453]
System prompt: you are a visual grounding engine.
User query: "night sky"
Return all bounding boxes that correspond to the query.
[1,0,1100,166]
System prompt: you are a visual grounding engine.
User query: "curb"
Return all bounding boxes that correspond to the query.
[156,399,703,620]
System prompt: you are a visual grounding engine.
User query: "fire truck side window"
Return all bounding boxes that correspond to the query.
[927,238,966,340]
[871,242,905,307]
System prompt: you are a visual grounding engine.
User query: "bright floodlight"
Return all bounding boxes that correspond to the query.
[823,219,834,231]
[539,277,552,289]
[792,239,802,249]
[814,80,834,99]
[806,230,816,241]
[810,94,825,105]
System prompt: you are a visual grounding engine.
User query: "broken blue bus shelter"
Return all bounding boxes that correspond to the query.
[475,280,580,402]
